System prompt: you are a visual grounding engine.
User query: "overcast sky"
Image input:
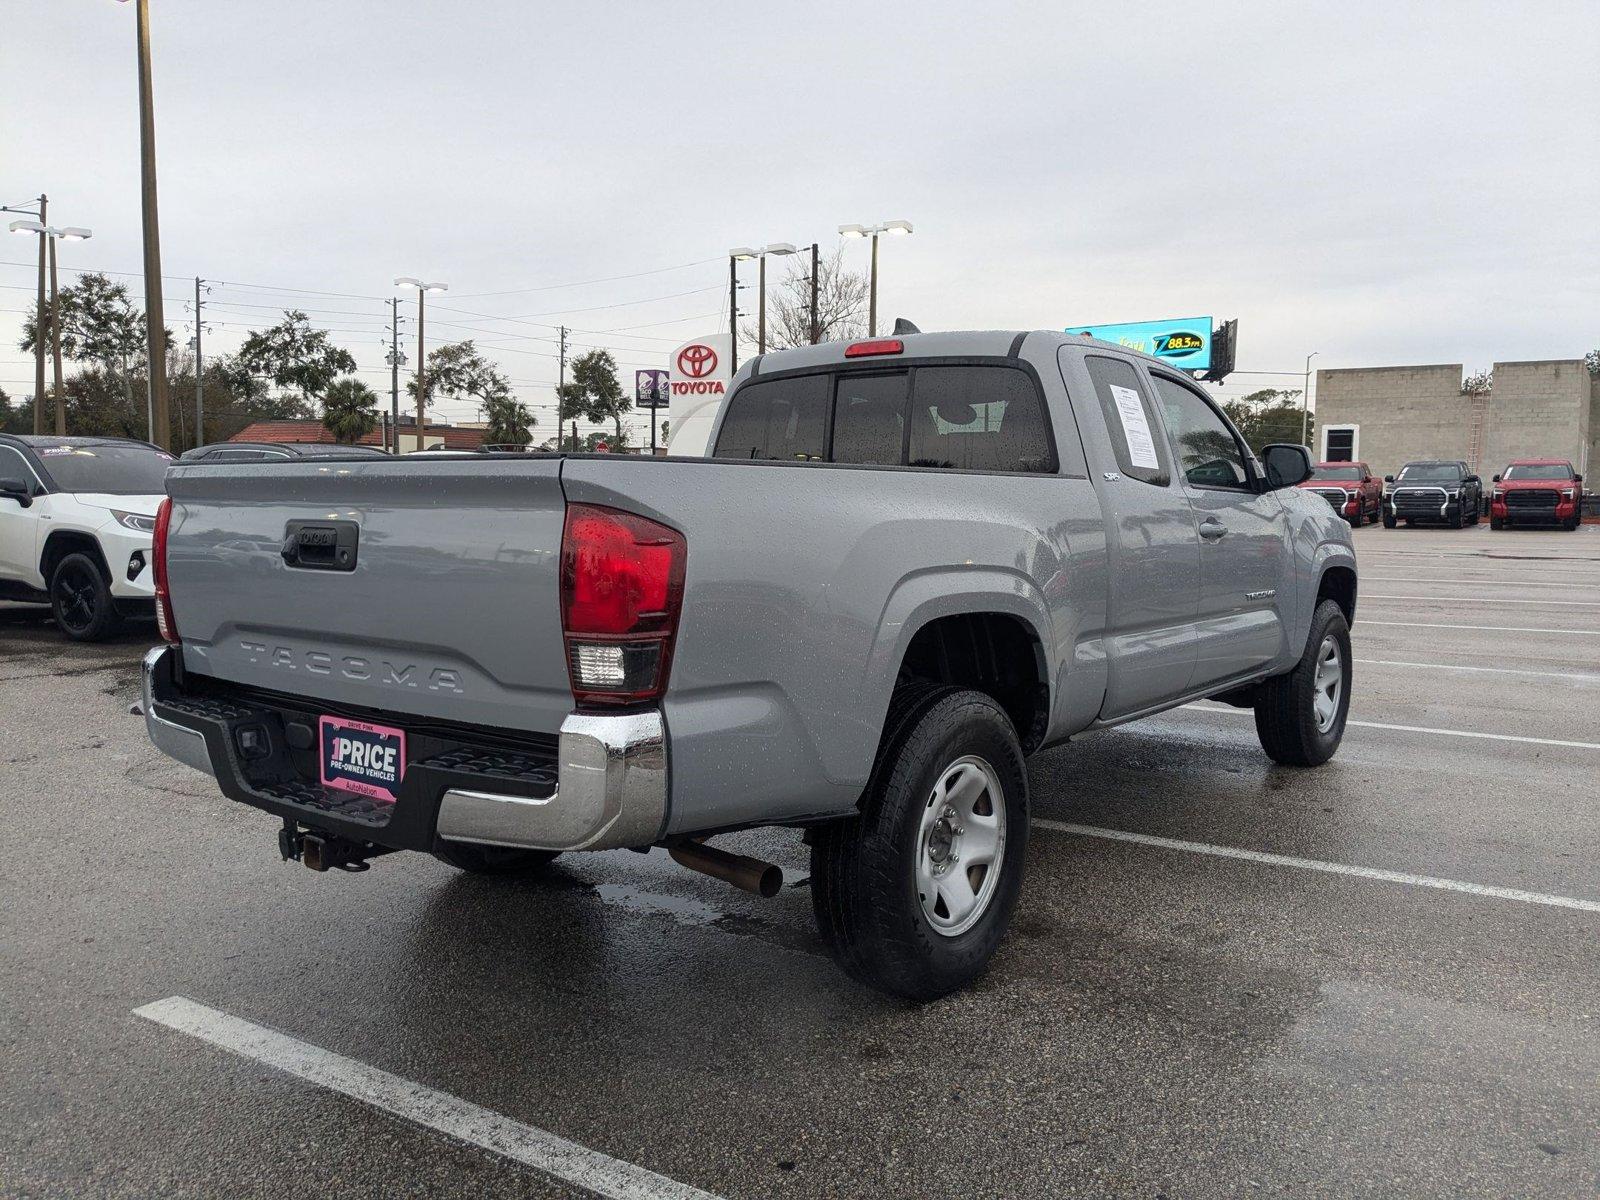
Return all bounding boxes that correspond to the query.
[3,0,1596,438]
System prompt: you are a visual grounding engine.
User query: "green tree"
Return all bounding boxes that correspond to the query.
[483,391,536,447]
[238,311,357,411]
[1584,349,1597,378]
[321,376,379,444]
[555,381,588,450]
[1220,388,1310,451]
[568,349,631,443]
[19,273,171,418]
[407,339,512,410]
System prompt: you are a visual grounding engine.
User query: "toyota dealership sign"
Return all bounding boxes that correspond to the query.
[665,333,733,456]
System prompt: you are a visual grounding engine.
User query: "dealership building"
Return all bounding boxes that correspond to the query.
[1312,358,1598,479]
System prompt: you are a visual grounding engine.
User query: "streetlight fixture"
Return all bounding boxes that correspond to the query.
[394,277,447,453]
[10,219,93,435]
[755,242,798,355]
[1301,351,1319,450]
[838,219,913,336]
[4,196,48,434]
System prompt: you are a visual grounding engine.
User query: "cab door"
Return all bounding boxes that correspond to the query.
[1059,350,1201,719]
[0,444,45,589]
[1146,371,1292,690]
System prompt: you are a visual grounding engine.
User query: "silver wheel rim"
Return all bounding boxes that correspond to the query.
[915,755,1006,938]
[1312,635,1343,733]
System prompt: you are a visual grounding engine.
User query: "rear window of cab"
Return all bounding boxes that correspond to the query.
[712,364,1057,474]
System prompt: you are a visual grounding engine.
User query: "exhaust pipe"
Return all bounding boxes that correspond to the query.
[669,841,782,898]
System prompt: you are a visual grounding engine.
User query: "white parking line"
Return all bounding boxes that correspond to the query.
[1354,657,1600,684]
[1035,821,1600,915]
[1185,703,1600,750]
[1362,620,1600,636]
[133,997,721,1200]
[1366,594,1600,608]
[1367,576,1600,589]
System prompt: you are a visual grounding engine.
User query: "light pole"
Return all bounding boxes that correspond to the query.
[2,197,47,433]
[1301,351,1319,450]
[838,219,912,337]
[9,221,91,435]
[753,243,798,355]
[394,278,446,452]
[728,248,756,373]
[116,0,170,448]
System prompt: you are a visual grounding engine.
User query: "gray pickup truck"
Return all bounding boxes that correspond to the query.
[141,330,1356,999]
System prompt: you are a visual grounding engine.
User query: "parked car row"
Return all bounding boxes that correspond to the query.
[1298,456,1586,531]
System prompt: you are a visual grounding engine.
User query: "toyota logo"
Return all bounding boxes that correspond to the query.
[677,344,718,378]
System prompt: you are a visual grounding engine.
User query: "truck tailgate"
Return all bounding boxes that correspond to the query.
[164,457,571,735]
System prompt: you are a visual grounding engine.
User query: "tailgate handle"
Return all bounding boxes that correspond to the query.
[281,520,359,572]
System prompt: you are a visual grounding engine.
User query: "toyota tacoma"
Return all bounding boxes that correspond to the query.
[139,331,1358,999]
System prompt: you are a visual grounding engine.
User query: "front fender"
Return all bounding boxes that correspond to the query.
[1281,490,1357,654]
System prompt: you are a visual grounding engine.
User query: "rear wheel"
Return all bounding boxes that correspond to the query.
[431,841,561,876]
[811,689,1028,1001]
[1253,599,1351,767]
[50,552,118,642]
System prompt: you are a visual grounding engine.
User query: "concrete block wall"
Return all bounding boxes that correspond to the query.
[1312,364,1469,476]
[1481,360,1592,478]
[1314,359,1593,479]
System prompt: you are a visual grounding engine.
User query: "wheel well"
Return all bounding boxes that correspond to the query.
[41,531,110,585]
[1318,565,1357,625]
[895,612,1049,752]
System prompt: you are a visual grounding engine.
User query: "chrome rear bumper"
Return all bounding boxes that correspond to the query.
[141,645,668,853]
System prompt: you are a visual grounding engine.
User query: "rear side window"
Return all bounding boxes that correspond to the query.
[907,367,1054,472]
[1084,356,1169,486]
[831,373,908,465]
[713,374,829,460]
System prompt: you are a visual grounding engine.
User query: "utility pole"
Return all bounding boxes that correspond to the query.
[132,0,170,448]
[192,277,205,448]
[558,325,573,451]
[13,195,48,434]
[809,242,820,344]
[1301,351,1319,449]
[868,230,879,337]
[757,253,767,355]
[389,297,400,453]
[728,256,739,375]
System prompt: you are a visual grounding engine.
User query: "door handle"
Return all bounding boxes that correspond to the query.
[1199,519,1227,541]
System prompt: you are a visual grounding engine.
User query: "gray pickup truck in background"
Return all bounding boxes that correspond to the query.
[140,330,1357,999]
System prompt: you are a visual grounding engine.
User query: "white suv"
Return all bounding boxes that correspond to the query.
[0,434,173,641]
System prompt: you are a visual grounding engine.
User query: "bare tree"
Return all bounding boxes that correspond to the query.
[747,247,869,352]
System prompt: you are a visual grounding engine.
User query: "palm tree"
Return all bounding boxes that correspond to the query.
[321,376,379,444]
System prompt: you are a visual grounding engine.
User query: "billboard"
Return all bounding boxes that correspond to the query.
[665,333,733,456]
[634,369,669,408]
[1064,316,1214,372]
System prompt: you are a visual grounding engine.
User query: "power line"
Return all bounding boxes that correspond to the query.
[449,257,721,299]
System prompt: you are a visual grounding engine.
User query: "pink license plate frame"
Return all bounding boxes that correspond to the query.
[318,714,407,803]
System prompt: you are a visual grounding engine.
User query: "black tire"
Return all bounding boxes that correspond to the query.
[50,551,118,642]
[1450,504,1465,530]
[811,689,1028,1002]
[1490,516,1504,531]
[1253,599,1351,768]
[431,841,562,876]
[1381,512,1397,529]
[1347,507,1362,528]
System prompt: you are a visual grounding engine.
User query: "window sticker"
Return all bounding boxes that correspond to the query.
[1108,384,1160,469]
[40,446,76,456]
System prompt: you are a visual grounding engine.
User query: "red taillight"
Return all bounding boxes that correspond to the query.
[152,496,178,644]
[844,338,904,358]
[560,503,686,706]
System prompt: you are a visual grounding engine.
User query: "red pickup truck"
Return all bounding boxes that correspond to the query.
[1490,459,1585,530]
[1298,461,1383,526]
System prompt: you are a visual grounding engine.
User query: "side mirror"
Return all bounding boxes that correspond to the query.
[1575,474,1584,484]
[1492,474,1501,483]
[1384,474,1395,483]
[1260,443,1313,490]
[0,477,32,508]
[1464,474,1481,485]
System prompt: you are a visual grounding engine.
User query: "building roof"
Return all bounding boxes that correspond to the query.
[229,419,486,451]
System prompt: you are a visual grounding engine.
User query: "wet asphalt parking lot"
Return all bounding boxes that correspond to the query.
[3,523,1599,1199]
